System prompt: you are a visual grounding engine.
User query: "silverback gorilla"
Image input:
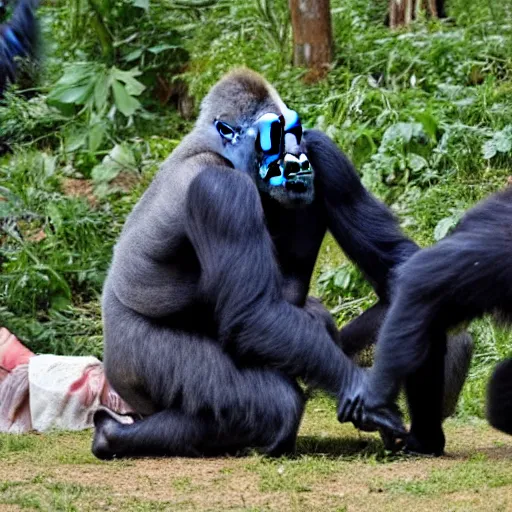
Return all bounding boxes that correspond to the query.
[92,70,472,459]
[359,186,512,455]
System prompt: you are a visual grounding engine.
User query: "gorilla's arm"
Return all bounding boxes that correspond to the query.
[305,130,418,300]
[184,165,362,397]
[186,165,405,432]
[304,130,419,354]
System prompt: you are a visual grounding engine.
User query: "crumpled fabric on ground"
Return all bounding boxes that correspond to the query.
[0,364,32,433]
[0,327,133,433]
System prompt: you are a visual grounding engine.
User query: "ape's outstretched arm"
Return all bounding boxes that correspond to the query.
[185,166,405,435]
[305,131,476,449]
[185,167,359,394]
[305,130,419,302]
[363,188,512,453]
[304,130,419,359]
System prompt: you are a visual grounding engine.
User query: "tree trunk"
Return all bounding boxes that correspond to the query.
[389,0,445,28]
[389,0,414,28]
[289,0,333,75]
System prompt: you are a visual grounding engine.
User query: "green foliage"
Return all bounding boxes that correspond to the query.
[47,63,146,155]
[0,149,139,355]
[317,263,375,326]
[0,93,65,147]
[1,0,511,419]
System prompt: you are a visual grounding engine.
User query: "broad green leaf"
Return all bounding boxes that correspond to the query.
[416,111,438,141]
[53,64,96,86]
[89,123,106,152]
[494,131,512,154]
[111,68,146,96]
[91,163,121,182]
[124,48,145,62]
[333,269,351,290]
[65,131,88,153]
[107,144,136,168]
[382,122,423,146]
[408,154,428,173]
[49,84,93,105]
[112,80,141,117]
[94,72,110,112]
[434,216,458,241]
[91,144,137,183]
[482,140,497,160]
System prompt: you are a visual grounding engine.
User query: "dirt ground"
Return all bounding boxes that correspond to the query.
[0,396,511,511]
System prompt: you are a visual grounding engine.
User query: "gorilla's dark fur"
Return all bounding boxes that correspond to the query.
[363,186,512,454]
[0,0,38,96]
[92,70,472,459]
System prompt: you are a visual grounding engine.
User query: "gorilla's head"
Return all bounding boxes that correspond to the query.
[197,69,314,207]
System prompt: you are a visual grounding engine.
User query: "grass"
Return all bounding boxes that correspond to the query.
[0,395,510,511]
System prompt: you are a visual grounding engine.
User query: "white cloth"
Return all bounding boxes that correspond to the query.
[29,355,104,432]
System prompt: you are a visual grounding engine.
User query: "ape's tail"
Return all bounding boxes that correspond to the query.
[0,0,39,95]
[487,358,512,435]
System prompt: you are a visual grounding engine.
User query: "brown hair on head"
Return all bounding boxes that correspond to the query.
[198,68,278,126]
[219,68,270,102]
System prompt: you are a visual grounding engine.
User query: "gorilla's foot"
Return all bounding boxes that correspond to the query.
[358,402,407,440]
[404,428,445,457]
[92,407,133,460]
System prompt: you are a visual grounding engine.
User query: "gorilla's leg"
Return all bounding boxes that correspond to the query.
[442,332,474,419]
[404,329,447,456]
[93,378,303,460]
[487,358,512,436]
[94,286,304,459]
[338,301,388,357]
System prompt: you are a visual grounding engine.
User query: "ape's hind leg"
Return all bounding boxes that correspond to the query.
[442,332,474,419]
[92,408,207,459]
[96,286,304,459]
[405,330,447,456]
[93,369,304,460]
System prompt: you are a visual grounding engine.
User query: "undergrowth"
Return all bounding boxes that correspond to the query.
[0,0,511,417]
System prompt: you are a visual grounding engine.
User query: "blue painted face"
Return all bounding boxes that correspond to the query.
[214,109,313,189]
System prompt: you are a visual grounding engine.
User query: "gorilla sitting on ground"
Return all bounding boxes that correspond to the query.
[92,69,472,459]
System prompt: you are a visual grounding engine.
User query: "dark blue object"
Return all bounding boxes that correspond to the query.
[0,0,39,96]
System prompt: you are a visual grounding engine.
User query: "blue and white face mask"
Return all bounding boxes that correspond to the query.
[214,109,313,189]
[254,109,312,187]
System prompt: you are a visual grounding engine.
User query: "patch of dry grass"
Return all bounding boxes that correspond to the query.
[0,395,511,511]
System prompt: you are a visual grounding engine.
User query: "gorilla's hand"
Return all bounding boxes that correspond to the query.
[337,369,407,447]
